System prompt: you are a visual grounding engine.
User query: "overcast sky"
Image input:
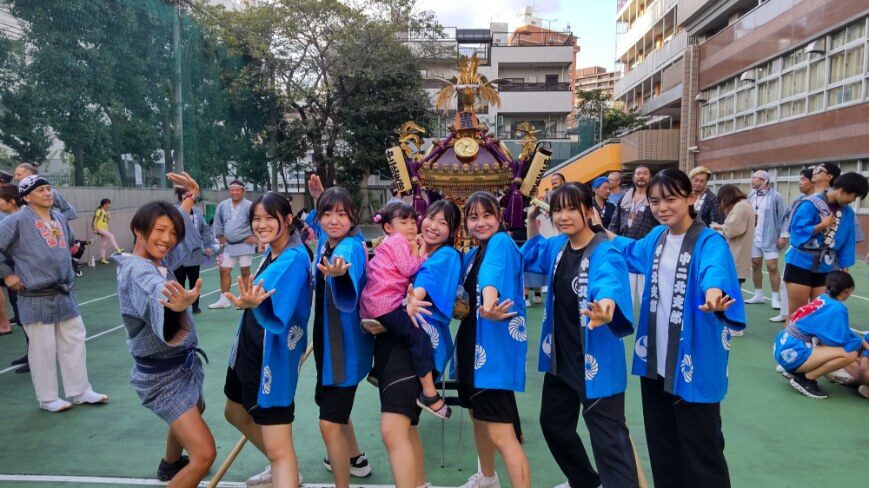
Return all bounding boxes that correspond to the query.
[414,0,618,70]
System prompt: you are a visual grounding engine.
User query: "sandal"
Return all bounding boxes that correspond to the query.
[417,392,451,419]
[361,319,386,335]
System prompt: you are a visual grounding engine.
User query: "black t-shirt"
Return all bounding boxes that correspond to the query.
[552,244,586,394]
[456,244,485,386]
[313,243,334,379]
[234,253,276,384]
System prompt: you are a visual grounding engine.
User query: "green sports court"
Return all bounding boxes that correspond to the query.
[0,258,866,488]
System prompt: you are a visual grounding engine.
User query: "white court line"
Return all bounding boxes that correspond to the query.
[76,265,220,307]
[0,287,230,377]
[0,474,450,487]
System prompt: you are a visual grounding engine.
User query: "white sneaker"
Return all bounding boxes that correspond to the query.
[826,368,856,386]
[776,364,794,380]
[460,472,500,488]
[71,389,108,405]
[39,399,72,412]
[744,292,765,304]
[769,313,787,323]
[771,293,781,310]
[553,483,570,488]
[525,299,531,307]
[858,385,869,399]
[208,296,232,309]
[245,465,303,487]
[533,295,543,304]
[728,328,744,337]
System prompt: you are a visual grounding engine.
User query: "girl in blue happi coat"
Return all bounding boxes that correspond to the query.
[522,182,638,488]
[783,172,869,322]
[456,191,529,488]
[305,176,374,487]
[222,192,311,488]
[774,270,869,399]
[375,199,463,488]
[605,168,745,488]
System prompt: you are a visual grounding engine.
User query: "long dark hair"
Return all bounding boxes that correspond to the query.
[249,192,295,236]
[130,201,186,243]
[463,191,504,234]
[648,168,696,218]
[0,183,19,207]
[717,184,747,216]
[424,199,462,244]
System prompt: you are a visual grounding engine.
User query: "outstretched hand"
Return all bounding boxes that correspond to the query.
[699,288,735,313]
[480,298,517,321]
[224,275,275,309]
[405,284,433,328]
[317,256,351,277]
[581,299,615,329]
[167,172,199,197]
[160,279,203,312]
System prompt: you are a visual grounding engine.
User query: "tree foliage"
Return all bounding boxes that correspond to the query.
[575,89,649,142]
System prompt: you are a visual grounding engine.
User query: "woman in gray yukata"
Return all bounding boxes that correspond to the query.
[114,173,216,487]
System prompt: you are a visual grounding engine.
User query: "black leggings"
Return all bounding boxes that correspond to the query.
[174,265,202,308]
[377,306,434,378]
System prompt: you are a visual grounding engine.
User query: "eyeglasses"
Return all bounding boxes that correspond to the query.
[812,167,828,175]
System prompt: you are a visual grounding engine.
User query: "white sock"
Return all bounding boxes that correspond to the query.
[754,289,763,299]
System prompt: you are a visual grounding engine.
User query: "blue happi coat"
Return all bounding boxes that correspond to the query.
[230,245,312,408]
[463,232,527,392]
[522,233,634,399]
[312,228,373,387]
[774,294,863,371]
[785,194,856,273]
[614,225,746,403]
[413,245,462,375]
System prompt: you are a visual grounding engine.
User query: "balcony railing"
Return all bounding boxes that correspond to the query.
[616,0,678,58]
[497,129,570,140]
[499,82,572,92]
[614,30,687,99]
[492,31,576,47]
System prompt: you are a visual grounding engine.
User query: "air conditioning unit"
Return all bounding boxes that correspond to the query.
[739,69,757,83]
[805,39,826,55]
[695,94,708,103]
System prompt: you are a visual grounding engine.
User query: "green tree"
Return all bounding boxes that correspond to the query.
[575,89,648,143]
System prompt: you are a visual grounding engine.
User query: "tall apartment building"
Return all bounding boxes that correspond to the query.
[576,66,621,99]
[415,22,579,164]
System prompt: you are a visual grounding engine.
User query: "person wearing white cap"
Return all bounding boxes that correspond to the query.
[209,180,256,309]
[0,175,107,411]
[746,170,787,309]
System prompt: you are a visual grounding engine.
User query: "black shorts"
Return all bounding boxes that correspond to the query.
[375,333,422,425]
[315,378,358,424]
[783,263,827,288]
[457,384,520,424]
[224,367,295,426]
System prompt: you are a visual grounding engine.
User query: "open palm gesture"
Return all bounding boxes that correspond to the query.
[308,174,325,201]
[224,275,275,309]
[480,298,517,321]
[581,299,615,329]
[159,279,203,312]
[167,171,200,197]
[317,256,351,277]
[699,288,735,313]
[405,284,433,328]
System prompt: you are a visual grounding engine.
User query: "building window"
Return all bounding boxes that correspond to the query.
[697,14,868,140]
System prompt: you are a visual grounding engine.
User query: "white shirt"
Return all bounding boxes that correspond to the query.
[656,232,685,378]
[751,190,770,245]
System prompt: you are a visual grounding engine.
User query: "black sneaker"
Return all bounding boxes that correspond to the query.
[14,364,29,374]
[192,306,202,315]
[10,354,27,366]
[789,373,828,399]
[157,455,189,481]
[323,452,372,477]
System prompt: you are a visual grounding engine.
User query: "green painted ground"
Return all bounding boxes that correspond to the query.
[0,258,866,487]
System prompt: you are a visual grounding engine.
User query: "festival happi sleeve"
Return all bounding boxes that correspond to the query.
[612,229,658,275]
[253,249,311,335]
[809,302,861,351]
[0,216,19,278]
[787,200,818,248]
[519,234,553,275]
[212,201,226,237]
[478,232,521,301]
[134,265,191,346]
[328,237,366,314]
[414,246,462,320]
[588,245,634,337]
[161,212,199,272]
[697,232,746,330]
[837,209,856,268]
